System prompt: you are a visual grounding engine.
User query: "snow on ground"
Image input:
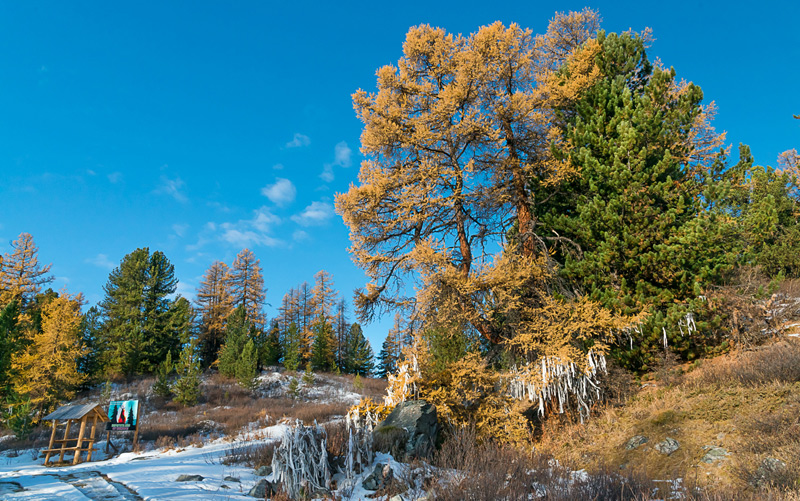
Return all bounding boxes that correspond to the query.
[0,372,373,500]
[0,424,290,500]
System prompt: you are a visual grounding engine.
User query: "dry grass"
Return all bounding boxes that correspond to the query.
[536,337,800,498]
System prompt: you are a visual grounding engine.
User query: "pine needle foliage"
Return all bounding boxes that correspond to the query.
[235,339,258,391]
[173,340,201,407]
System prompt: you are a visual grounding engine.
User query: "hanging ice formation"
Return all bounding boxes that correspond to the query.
[271,420,332,499]
[343,404,379,482]
[507,350,607,423]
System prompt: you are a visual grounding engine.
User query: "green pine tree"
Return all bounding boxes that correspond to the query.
[152,350,173,398]
[98,248,186,376]
[235,339,258,391]
[537,31,734,369]
[261,321,283,367]
[282,322,301,371]
[344,323,374,376]
[0,301,20,399]
[173,340,201,406]
[218,307,249,378]
[310,318,336,371]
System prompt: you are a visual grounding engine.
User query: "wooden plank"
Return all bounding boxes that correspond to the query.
[58,420,72,464]
[73,418,87,464]
[87,415,98,462]
[45,421,58,466]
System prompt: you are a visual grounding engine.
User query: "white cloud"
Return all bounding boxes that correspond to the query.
[154,176,188,203]
[272,163,285,170]
[292,230,310,242]
[86,253,116,270]
[172,223,189,237]
[286,133,311,148]
[319,165,334,183]
[219,207,283,247]
[107,172,122,184]
[261,178,297,206]
[334,141,352,167]
[291,201,334,227]
[86,169,97,176]
[319,141,352,182]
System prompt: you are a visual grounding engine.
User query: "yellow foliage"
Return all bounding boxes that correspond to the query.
[347,397,392,427]
[421,353,531,446]
[0,233,53,309]
[337,11,601,329]
[12,290,86,417]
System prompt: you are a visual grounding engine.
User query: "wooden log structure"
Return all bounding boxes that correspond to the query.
[42,404,109,466]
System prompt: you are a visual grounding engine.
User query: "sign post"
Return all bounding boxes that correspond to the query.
[105,400,140,453]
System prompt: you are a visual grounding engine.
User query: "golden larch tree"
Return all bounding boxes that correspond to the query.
[311,270,337,321]
[337,10,640,430]
[229,248,266,328]
[0,233,53,310]
[12,290,86,416]
[195,260,234,365]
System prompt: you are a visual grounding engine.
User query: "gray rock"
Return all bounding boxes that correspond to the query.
[254,465,272,476]
[700,446,728,463]
[363,463,394,491]
[223,476,240,483]
[175,474,204,482]
[373,400,439,460]
[625,435,649,450]
[248,479,276,498]
[654,437,680,455]
[751,457,787,487]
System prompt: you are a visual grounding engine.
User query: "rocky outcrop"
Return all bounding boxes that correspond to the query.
[624,435,648,450]
[654,438,680,455]
[373,400,439,460]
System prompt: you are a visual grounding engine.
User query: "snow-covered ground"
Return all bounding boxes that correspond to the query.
[0,424,290,500]
[0,370,378,500]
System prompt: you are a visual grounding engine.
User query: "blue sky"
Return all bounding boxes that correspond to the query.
[1,1,798,351]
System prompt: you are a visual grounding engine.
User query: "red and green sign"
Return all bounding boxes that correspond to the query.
[106,400,138,431]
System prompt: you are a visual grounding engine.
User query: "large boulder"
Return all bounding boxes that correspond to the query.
[248,479,277,498]
[373,400,439,460]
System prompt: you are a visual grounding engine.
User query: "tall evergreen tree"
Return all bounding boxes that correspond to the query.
[229,249,266,328]
[344,323,374,376]
[173,339,201,406]
[98,248,186,376]
[236,339,258,390]
[217,306,250,378]
[195,261,233,367]
[0,301,20,398]
[538,31,732,368]
[261,320,283,367]
[333,299,350,371]
[310,318,336,372]
[77,306,103,387]
[282,322,301,371]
